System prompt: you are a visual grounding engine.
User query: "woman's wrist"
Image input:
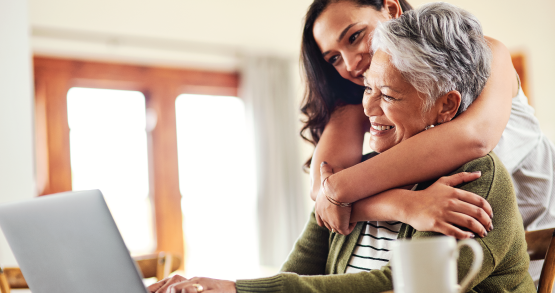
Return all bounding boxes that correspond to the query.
[326,172,346,202]
[323,176,352,207]
[396,191,411,224]
[350,188,411,222]
[325,173,344,202]
[329,169,364,203]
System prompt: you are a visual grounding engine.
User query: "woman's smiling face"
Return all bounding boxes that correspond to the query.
[363,50,437,153]
[313,1,390,86]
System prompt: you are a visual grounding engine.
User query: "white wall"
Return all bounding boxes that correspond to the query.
[410,0,555,141]
[28,0,314,71]
[29,0,313,56]
[0,0,36,266]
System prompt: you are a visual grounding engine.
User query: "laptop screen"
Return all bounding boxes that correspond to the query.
[0,190,149,293]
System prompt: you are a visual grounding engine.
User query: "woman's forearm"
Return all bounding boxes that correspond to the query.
[350,171,493,239]
[350,189,410,223]
[330,37,516,203]
[309,104,369,200]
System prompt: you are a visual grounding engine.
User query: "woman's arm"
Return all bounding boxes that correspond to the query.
[322,37,516,202]
[350,172,493,239]
[280,211,331,275]
[316,162,492,236]
[309,103,369,201]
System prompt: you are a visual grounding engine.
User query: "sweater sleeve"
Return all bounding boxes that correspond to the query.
[236,269,393,293]
[279,210,330,275]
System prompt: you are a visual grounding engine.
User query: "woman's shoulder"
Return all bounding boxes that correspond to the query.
[455,152,497,173]
[450,152,513,201]
[453,156,534,291]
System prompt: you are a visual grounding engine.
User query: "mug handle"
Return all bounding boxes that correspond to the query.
[456,239,484,292]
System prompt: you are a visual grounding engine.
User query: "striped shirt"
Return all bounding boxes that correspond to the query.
[345,221,402,273]
[345,184,418,273]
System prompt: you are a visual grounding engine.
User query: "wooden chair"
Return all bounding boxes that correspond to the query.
[525,228,555,293]
[0,252,181,293]
[134,252,181,280]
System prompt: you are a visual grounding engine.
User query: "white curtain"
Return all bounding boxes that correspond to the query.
[240,55,308,268]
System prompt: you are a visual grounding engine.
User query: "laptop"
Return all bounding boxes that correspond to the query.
[0,190,149,293]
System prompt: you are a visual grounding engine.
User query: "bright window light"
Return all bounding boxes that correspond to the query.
[67,87,154,255]
[175,94,259,280]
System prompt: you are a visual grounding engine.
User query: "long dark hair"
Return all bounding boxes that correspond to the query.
[300,0,413,170]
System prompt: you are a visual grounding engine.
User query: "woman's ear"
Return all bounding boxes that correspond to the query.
[436,90,461,123]
[383,0,403,19]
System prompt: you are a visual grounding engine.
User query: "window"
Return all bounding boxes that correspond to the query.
[34,56,239,268]
[175,94,258,279]
[67,87,154,254]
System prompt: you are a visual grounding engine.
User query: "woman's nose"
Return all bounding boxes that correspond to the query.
[344,52,362,75]
[363,94,381,117]
[362,95,372,117]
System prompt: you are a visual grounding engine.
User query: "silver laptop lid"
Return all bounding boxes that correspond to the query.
[0,190,149,293]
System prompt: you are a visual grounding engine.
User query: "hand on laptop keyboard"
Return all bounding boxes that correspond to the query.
[148,274,237,293]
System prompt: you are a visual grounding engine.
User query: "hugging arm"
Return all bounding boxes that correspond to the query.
[312,37,516,234]
[309,103,369,201]
[350,172,492,239]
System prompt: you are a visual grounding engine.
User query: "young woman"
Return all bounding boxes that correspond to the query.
[303,0,555,284]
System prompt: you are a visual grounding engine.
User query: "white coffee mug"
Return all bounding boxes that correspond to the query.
[391,236,483,293]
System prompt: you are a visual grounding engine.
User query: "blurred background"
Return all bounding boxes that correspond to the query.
[1,0,554,288]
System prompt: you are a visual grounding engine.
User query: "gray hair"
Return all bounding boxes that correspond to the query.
[371,2,492,115]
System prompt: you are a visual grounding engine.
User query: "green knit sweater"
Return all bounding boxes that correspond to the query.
[235,153,535,293]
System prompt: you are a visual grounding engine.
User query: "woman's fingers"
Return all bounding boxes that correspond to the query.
[317,213,329,230]
[315,210,325,227]
[434,222,475,240]
[169,283,197,293]
[453,190,493,228]
[166,279,202,293]
[163,277,236,293]
[332,209,354,235]
[149,275,187,293]
[315,194,332,230]
[438,172,481,187]
[319,161,334,184]
[345,222,357,235]
[445,211,489,238]
[437,172,494,219]
[323,218,332,232]
[405,175,494,239]
[147,276,177,293]
[147,280,166,292]
[455,188,493,219]
[318,161,354,235]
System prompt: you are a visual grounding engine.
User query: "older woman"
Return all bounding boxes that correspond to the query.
[149,3,535,293]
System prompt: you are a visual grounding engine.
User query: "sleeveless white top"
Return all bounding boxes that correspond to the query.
[493,85,555,286]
